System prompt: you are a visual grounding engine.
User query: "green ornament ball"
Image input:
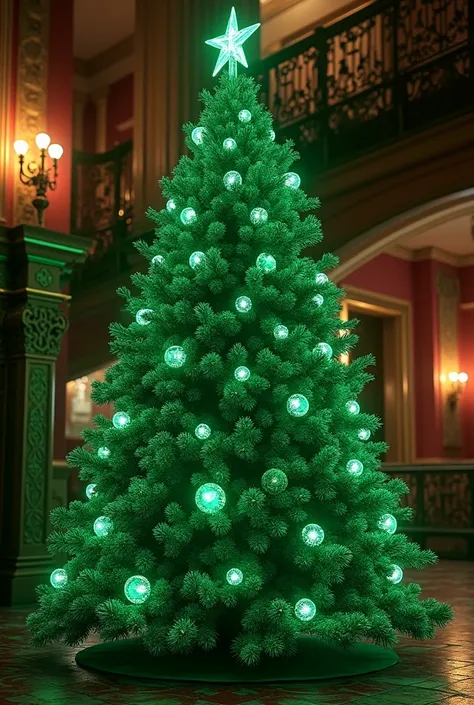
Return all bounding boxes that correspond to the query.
[191,126,206,145]
[226,568,243,585]
[85,483,97,499]
[262,468,288,494]
[302,523,324,547]
[164,346,186,368]
[97,446,110,459]
[315,272,328,285]
[113,412,130,429]
[124,575,151,604]
[195,423,211,440]
[93,516,113,537]
[238,109,251,122]
[250,207,268,225]
[287,394,309,417]
[223,170,242,190]
[295,598,316,621]
[283,171,301,189]
[152,255,164,265]
[195,483,226,514]
[235,366,250,381]
[313,294,324,307]
[189,251,205,269]
[347,459,364,476]
[346,400,360,415]
[50,568,67,589]
[235,296,252,313]
[256,252,276,272]
[378,513,397,534]
[166,198,176,212]
[274,324,289,340]
[223,137,237,150]
[136,308,153,326]
[387,564,403,584]
[315,342,332,359]
[180,207,197,225]
[358,428,371,441]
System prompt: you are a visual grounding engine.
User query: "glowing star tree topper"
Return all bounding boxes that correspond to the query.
[205,7,260,78]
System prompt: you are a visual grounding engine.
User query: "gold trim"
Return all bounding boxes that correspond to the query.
[0,0,13,224]
[14,0,50,226]
[386,245,474,268]
[342,285,415,463]
[460,301,474,310]
[0,287,71,301]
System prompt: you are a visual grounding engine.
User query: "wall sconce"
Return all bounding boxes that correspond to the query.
[446,371,468,411]
[13,132,63,226]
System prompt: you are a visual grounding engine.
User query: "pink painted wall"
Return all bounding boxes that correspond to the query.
[106,73,133,149]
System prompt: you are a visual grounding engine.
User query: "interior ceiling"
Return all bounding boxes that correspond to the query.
[400,215,474,256]
[74,0,135,60]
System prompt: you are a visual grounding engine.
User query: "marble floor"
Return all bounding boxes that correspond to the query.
[0,561,472,705]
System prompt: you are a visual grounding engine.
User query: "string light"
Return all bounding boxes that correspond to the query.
[224,170,242,190]
[250,207,268,225]
[378,514,397,534]
[152,255,164,265]
[347,459,363,476]
[302,524,325,547]
[124,575,151,604]
[315,343,332,359]
[195,483,226,514]
[295,598,316,621]
[256,253,276,272]
[283,172,301,189]
[86,484,97,499]
[50,569,68,588]
[346,400,360,415]
[189,251,205,269]
[166,199,177,213]
[97,447,110,459]
[195,423,211,439]
[226,568,243,585]
[180,207,197,225]
[239,109,252,122]
[358,429,371,441]
[287,394,309,416]
[315,273,328,285]
[387,564,403,584]
[235,296,252,313]
[164,346,186,368]
[93,516,113,537]
[274,324,289,339]
[136,308,153,325]
[223,137,237,150]
[261,468,288,494]
[235,366,250,381]
[113,412,130,429]
[191,127,206,145]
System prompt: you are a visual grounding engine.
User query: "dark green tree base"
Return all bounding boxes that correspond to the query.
[75,636,398,683]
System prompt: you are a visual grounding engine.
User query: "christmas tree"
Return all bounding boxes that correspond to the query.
[28,9,451,671]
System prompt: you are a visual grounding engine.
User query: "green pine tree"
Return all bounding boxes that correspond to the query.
[28,20,452,666]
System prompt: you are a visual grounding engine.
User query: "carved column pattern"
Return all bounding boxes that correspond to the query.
[13,0,50,226]
[437,272,461,450]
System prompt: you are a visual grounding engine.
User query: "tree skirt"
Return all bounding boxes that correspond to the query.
[76,636,398,683]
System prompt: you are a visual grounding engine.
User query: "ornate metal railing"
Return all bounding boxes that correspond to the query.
[71,0,471,283]
[384,463,474,560]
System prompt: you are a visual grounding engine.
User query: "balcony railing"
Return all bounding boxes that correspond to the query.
[71,0,472,284]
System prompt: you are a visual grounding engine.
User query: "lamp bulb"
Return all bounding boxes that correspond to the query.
[35,132,51,150]
[48,143,63,160]
[13,140,28,156]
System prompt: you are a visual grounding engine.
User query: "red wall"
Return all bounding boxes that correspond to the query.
[342,253,413,301]
[106,73,133,149]
[459,265,474,458]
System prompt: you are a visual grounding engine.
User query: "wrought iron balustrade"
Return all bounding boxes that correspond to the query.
[71,0,471,281]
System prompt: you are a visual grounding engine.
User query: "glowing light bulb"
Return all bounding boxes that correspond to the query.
[152,255,164,265]
[459,372,468,384]
[136,308,153,326]
[235,296,252,313]
[48,143,63,160]
[235,366,250,381]
[295,598,316,621]
[164,346,186,368]
[35,132,51,149]
[13,139,28,156]
[166,199,177,212]
[93,516,113,537]
[358,428,371,441]
[256,253,276,272]
[315,272,328,285]
[313,294,324,307]
[191,127,206,145]
[226,568,243,585]
[124,575,151,604]
[378,514,397,534]
[315,343,332,359]
[86,484,97,499]
[347,459,363,476]
[283,172,301,189]
[261,468,288,494]
[50,568,67,588]
[250,207,268,225]
[269,129,275,141]
[302,524,324,547]
[223,137,237,150]
[97,447,110,459]
[195,423,211,440]
[189,251,205,269]
[287,394,309,417]
[113,412,130,429]
[239,109,251,122]
[387,564,403,584]
[346,400,360,415]
[195,483,226,514]
[180,207,197,225]
[223,170,242,190]
[274,324,289,340]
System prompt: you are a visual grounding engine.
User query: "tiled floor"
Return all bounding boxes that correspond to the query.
[1,561,472,705]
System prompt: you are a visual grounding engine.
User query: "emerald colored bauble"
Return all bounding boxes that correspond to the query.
[50,568,67,589]
[295,598,316,621]
[93,516,113,537]
[124,575,151,604]
[195,483,226,514]
[261,468,288,494]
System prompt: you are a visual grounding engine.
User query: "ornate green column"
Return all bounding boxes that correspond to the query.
[0,224,90,605]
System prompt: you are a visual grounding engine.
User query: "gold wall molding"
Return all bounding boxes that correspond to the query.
[460,301,474,311]
[13,0,50,226]
[437,272,462,450]
[0,0,13,224]
[387,245,474,268]
[91,87,109,154]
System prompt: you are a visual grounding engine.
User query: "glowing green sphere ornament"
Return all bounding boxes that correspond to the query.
[86,483,97,499]
[270,129,276,141]
[378,513,397,534]
[316,272,328,285]
[256,252,276,272]
[195,483,226,514]
[315,343,332,359]
[347,459,364,476]
[387,564,403,584]
[283,172,301,189]
[152,255,164,265]
[124,575,151,604]
[191,127,206,145]
[224,170,242,190]
[235,296,252,313]
[261,468,288,494]
[250,207,268,225]
[164,346,186,368]
[180,207,197,225]
[93,516,113,537]
[50,568,67,589]
[358,428,371,441]
[205,7,260,78]
[346,400,360,415]
[97,446,110,459]
[274,324,289,339]
[136,308,153,326]
[238,109,252,122]
[302,524,325,547]
[189,251,205,269]
[113,412,130,429]
[295,598,316,622]
[195,423,211,440]
[313,294,324,307]
[235,366,250,381]
[287,394,309,416]
[166,198,176,213]
[223,137,237,150]
[226,568,243,585]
